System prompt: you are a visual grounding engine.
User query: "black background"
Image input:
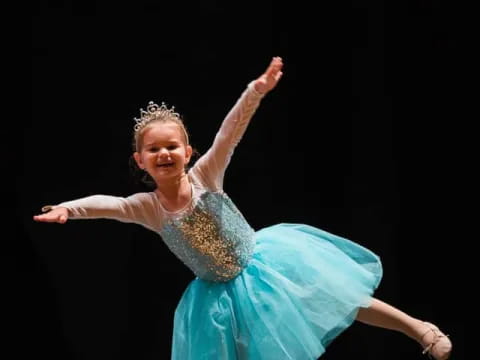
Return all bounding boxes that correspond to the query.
[21,0,466,359]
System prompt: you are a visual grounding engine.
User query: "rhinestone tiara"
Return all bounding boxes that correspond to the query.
[133,101,181,132]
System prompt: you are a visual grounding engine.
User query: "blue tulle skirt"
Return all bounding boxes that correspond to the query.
[171,223,383,360]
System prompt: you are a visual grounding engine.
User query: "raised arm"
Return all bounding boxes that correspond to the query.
[191,57,283,190]
[33,193,163,232]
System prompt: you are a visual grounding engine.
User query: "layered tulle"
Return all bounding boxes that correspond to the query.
[171,223,382,360]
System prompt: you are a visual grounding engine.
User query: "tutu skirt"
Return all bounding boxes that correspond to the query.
[171,223,383,360]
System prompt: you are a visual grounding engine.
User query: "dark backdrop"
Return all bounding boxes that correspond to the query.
[24,1,464,359]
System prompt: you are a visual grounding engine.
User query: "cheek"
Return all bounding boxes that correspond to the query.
[172,149,185,158]
[143,152,156,163]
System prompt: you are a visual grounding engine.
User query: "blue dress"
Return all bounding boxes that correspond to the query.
[161,191,383,360]
[56,83,383,359]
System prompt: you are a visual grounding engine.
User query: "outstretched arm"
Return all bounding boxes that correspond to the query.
[33,193,163,232]
[191,57,284,191]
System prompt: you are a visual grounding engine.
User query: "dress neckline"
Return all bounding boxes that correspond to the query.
[154,178,194,214]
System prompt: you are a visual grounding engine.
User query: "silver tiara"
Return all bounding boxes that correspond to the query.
[133,101,181,132]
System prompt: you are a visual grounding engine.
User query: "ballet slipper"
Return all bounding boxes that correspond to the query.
[420,322,452,360]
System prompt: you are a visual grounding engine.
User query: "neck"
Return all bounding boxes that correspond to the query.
[154,173,190,200]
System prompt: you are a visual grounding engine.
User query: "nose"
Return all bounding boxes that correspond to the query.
[158,147,170,158]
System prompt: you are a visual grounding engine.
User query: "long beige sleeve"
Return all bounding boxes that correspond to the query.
[50,192,163,232]
[191,81,265,191]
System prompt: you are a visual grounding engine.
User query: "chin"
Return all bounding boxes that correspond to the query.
[154,169,183,179]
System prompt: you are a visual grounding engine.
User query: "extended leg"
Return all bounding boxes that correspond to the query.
[355,298,452,359]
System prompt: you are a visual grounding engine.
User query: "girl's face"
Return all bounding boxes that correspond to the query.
[133,122,192,183]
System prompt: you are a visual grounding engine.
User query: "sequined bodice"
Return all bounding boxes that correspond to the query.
[159,191,255,282]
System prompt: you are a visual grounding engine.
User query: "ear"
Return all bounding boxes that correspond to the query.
[133,152,144,169]
[185,145,193,164]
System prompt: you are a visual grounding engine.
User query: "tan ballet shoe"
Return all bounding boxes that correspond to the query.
[420,322,452,360]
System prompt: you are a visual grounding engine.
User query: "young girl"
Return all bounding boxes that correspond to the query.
[34,57,452,360]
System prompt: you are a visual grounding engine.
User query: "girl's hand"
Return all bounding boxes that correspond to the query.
[33,206,69,224]
[254,57,284,94]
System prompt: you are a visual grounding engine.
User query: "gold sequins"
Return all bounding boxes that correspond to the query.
[159,192,255,282]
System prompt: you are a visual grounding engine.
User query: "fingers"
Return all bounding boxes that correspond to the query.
[33,213,67,223]
[253,56,284,94]
[266,56,283,77]
[33,214,54,222]
[34,206,69,224]
[33,214,48,222]
[270,56,283,67]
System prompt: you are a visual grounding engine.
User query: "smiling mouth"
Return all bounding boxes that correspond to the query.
[157,163,174,167]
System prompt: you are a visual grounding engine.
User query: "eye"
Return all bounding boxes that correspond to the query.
[148,147,159,152]
[167,145,178,150]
